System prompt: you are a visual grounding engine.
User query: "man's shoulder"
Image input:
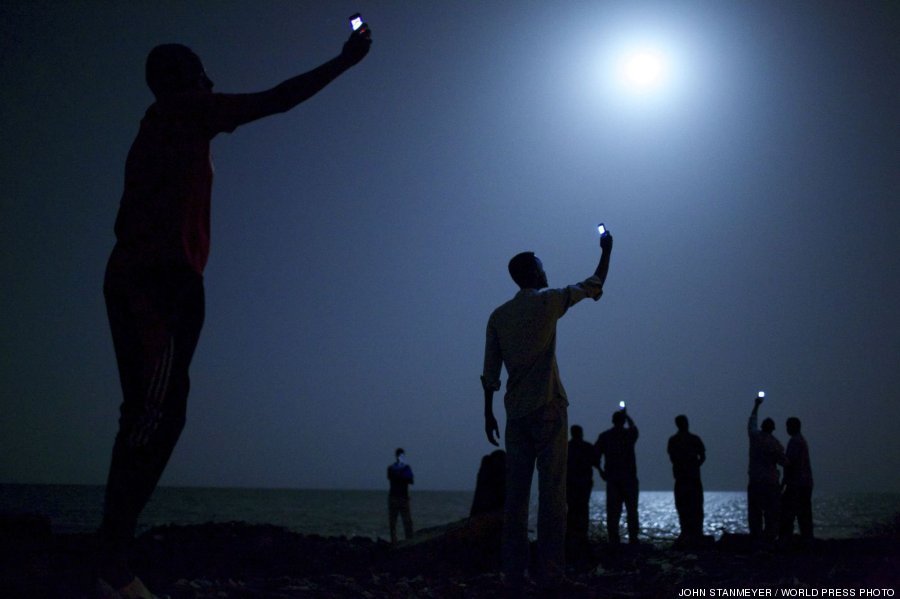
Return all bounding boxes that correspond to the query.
[489,293,514,315]
[488,292,530,322]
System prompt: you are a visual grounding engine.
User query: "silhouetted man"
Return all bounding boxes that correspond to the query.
[667,414,706,544]
[747,395,785,541]
[471,449,506,517]
[481,233,613,591]
[595,408,640,545]
[567,424,598,559]
[780,416,814,541]
[387,447,415,543]
[98,25,371,597]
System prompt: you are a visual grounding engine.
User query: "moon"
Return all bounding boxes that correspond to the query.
[619,47,668,92]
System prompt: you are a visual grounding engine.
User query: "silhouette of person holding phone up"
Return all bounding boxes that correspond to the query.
[747,394,785,542]
[97,22,371,598]
[481,230,613,592]
[595,407,640,545]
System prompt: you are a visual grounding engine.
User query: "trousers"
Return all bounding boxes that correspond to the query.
[388,495,414,543]
[747,480,780,540]
[674,478,704,539]
[605,478,639,544]
[780,484,813,539]
[502,401,568,585]
[100,264,204,545]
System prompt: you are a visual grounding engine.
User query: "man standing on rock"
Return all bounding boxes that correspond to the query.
[595,407,640,545]
[667,414,706,545]
[780,416,814,541]
[98,22,371,598]
[747,394,785,542]
[566,424,599,561]
[387,448,415,543]
[481,230,613,591]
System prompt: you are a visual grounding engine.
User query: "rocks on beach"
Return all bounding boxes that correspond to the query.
[1,512,898,597]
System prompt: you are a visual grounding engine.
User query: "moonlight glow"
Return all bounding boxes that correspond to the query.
[619,47,668,92]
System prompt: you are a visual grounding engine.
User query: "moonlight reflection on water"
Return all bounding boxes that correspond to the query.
[584,490,746,541]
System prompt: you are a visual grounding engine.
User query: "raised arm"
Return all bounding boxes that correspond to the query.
[594,232,614,285]
[218,27,371,129]
[748,396,762,435]
[624,410,638,439]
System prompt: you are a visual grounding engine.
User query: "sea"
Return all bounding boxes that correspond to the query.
[1,485,897,542]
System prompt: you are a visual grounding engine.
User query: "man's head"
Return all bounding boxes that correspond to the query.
[395,447,405,460]
[786,417,801,436]
[761,417,775,434]
[612,410,626,428]
[508,252,548,289]
[675,414,689,432]
[570,425,584,441]
[146,44,214,99]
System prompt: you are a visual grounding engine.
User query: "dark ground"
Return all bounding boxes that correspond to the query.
[1,512,898,598]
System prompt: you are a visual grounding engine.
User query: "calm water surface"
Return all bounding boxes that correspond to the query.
[1,485,896,541]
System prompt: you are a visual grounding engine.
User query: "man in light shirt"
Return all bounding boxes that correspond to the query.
[481,231,613,590]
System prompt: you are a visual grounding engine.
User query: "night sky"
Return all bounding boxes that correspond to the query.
[2,2,898,494]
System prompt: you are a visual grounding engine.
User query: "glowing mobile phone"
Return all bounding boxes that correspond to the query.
[349,13,364,31]
[757,391,765,399]
[619,400,626,409]
[597,223,608,237]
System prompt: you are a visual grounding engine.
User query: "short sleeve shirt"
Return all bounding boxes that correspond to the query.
[667,431,706,481]
[109,92,266,275]
[482,276,603,419]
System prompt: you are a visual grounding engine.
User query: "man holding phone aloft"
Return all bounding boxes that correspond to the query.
[595,407,640,545]
[98,22,371,598]
[747,394,786,542]
[481,230,613,591]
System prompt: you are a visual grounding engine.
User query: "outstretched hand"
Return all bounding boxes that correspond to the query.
[600,231,613,252]
[341,25,372,66]
[485,413,500,447]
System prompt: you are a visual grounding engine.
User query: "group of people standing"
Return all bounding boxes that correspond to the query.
[748,395,815,543]
[91,11,813,596]
[479,238,814,591]
[566,410,705,555]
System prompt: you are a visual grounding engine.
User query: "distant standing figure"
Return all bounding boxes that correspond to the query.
[387,448,414,543]
[595,408,640,544]
[567,424,599,555]
[780,417,814,540]
[98,25,371,596]
[481,232,613,590]
[667,415,706,544]
[747,395,786,541]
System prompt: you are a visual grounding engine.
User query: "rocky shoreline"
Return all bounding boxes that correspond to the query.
[1,513,897,597]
